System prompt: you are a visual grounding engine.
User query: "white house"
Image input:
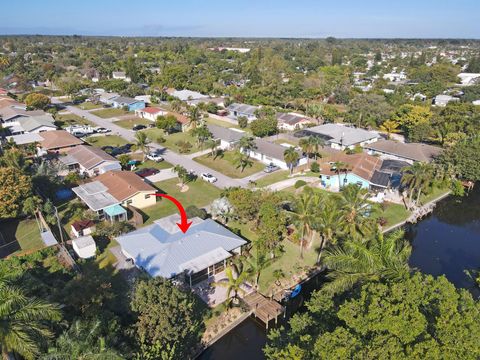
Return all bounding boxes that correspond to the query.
[383,71,407,82]
[135,107,168,122]
[112,71,131,82]
[432,94,459,107]
[457,73,480,86]
[246,139,307,170]
[207,124,245,150]
[276,112,316,131]
[226,103,259,122]
[299,123,379,151]
[72,235,97,259]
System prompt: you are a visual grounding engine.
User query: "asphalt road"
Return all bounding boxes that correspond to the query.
[53,99,246,189]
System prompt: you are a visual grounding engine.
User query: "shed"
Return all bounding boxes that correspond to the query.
[72,235,97,259]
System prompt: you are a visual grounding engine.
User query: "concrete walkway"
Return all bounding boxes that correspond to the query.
[264,176,320,191]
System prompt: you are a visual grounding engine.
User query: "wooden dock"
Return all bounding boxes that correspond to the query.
[243,292,285,329]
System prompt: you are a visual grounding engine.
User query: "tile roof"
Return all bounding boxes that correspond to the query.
[140,107,164,114]
[319,152,383,182]
[365,140,442,163]
[95,171,155,202]
[116,214,247,278]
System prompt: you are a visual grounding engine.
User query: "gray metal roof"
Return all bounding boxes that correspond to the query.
[20,115,56,132]
[113,96,140,105]
[171,89,208,101]
[116,214,247,278]
[227,103,258,116]
[207,124,245,143]
[303,124,379,147]
[366,140,442,163]
[252,139,301,161]
[72,181,119,211]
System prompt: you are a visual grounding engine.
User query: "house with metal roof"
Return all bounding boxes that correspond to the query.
[60,145,121,177]
[276,112,316,131]
[365,140,442,163]
[226,103,259,122]
[116,214,247,286]
[167,89,209,103]
[297,123,379,150]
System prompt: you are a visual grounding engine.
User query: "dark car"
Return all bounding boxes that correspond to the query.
[135,168,160,178]
[132,124,147,131]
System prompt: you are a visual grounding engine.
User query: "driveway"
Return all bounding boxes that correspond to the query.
[145,168,177,182]
[264,176,320,191]
[52,98,243,189]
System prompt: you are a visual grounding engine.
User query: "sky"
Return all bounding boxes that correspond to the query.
[1,0,479,38]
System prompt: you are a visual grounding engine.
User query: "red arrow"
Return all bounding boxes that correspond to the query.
[151,193,192,233]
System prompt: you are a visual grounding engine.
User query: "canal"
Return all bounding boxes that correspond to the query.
[199,188,480,360]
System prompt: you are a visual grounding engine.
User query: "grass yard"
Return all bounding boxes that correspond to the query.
[0,219,44,257]
[91,108,130,119]
[114,117,152,129]
[86,134,129,147]
[254,170,290,187]
[55,112,93,127]
[144,128,201,154]
[141,178,221,224]
[420,186,450,205]
[129,155,173,170]
[96,239,120,269]
[194,151,264,178]
[376,202,410,227]
[76,102,103,110]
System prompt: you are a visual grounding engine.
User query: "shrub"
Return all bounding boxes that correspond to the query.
[294,180,307,189]
[175,140,193,153]
[237,116,248,129]
[185,205,208,220]
[156,136,166,144]
[310,162,320,173]
[450,179,465,196]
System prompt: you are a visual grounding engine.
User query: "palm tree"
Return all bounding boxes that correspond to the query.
[314,196,344,263]
[213,264,247,307]
[0,56,9,69]
[331,161,347,190]
[309,136,324,160]
[380,120,401,139]
[287,188,317,258]
[283,147,300,175]
[237,136,256,153]
[401,162,434,207]
[306,103,324,124]
[233,150,253,172]
[191,125,212,149]
[42,319,122,360]
[339,184,372,240]
[170,99,183,113]
[298,138,312,164]
[0,275,61,360]
[187,106,202,129]
[134,131,151,161]
[243,246,272,288]
[205,139,218,157]
[322,230,411,294]
[173,165,189,188]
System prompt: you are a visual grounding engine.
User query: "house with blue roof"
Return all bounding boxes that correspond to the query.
[116,214,247,286]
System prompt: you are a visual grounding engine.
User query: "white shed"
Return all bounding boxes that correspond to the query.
[72,235,97,259]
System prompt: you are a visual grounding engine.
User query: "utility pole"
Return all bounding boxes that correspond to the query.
[55,206,64,244]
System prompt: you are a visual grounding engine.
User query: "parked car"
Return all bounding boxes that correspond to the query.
[264,163,280,173]
[146,150,164,162]
[135,168,160,178]
[94,127,110,133]
[132,124,147,131]
[201,172,217,183]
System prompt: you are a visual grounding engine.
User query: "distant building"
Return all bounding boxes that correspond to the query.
[111,96,145,111]
[226,103,259,122]
[365,140,442,163]
[246,139,307,170]
[457,73,480,86]
[135,107,168,122]
[276,112,316,131]
[432,94,459,107]
[298,123,379,151]
[167,89,209,104]
[207,124,245,150]
[112,71,131,82]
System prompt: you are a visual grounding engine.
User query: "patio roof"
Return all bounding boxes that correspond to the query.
[72,181,119,211]
[104,204,127,217]
[180,247,231,275]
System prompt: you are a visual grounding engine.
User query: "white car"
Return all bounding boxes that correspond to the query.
[94,127,110,134]
[201,172,217,183]
[146,151,164,162]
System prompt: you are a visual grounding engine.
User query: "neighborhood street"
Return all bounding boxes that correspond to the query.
[53,99,252,189]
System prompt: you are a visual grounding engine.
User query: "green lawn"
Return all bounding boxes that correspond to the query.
[91,108,130,118]
[141,178,221,224]
[194,151,264,178]
[86,135,129,148]
[96,239,120,269]
[130,156,173,170]
[254,170,290,187]
[420,186,450,205]
[55,112,93,127]
[376,202,410,227]
[144,128,201,154]
[76,102,103,110]
[114,117,152,129]
[15,219,44,251]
